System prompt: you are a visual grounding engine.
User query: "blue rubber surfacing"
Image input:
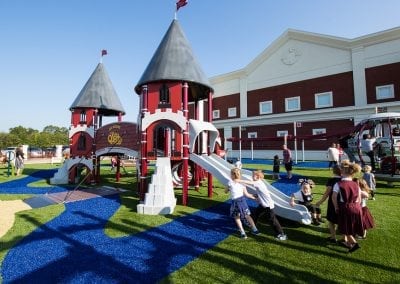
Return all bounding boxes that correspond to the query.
[0,168,306,283]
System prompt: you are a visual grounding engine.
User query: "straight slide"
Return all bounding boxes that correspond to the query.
[189,153,311,224]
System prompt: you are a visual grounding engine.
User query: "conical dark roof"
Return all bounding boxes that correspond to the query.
[135,19,213,100]
[70,63,125,116]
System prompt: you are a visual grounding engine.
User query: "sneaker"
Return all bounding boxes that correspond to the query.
[372,197,376,200]
[348,243,361,253]
[276,234,287,241]
[327,237,337,243]
[251,229,260,236]
[240,233,248,239]
[312,219,320,226]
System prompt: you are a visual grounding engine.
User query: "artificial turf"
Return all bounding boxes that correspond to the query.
[0,162,399,283]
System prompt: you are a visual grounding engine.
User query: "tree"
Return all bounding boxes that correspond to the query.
[1,125,68,149]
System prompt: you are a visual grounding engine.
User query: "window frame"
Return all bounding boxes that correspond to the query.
[212,110,220,119]
[228,107,237,117]
[376,84,394,100]
[248,132,257,139]
[285,96,301,112]
[259,100,273,115]
[315,91,333,108]
[312,128,326,135]
[277,130,288,137]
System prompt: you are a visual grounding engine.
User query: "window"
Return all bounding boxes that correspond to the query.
[248,132,257,138]
[80,111,86,124]
[259,101,272,114]
[159,84,170,104]
[376,84,394,100]
[228,107,237,117]
[285,97,300,112]
[277,130,288,137]
[315,92,333,108]
[212,110,220,119]
[312,128,326,135]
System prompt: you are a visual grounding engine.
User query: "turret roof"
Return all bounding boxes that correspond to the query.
[135,19,213,100]
[70,63,125,116]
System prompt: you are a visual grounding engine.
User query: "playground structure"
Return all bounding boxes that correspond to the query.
[50,62,139,185]
[49,18,311,223]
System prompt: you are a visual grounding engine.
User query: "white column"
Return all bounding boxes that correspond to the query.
[239,76,248,118]
[351,46,367,107]
[55,145,63,158]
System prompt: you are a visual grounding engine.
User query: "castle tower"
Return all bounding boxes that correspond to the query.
[134,19,214,205]
[68,62,125,184]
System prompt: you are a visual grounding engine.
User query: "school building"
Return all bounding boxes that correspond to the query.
[209,26,400,161]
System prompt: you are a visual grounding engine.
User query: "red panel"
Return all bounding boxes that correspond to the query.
[365,62,400,104]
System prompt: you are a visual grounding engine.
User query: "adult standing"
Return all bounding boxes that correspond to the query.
[332,160,365,253]
[361,134,376,171]
[327,143,339,170]
[282,144,293,179]
[15,146,24,176]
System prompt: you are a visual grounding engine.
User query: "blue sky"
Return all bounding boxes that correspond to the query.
[0,0,399,132]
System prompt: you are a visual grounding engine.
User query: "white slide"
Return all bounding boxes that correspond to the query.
[189,153,311,224]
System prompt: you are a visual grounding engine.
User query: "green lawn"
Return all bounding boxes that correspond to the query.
[0,163,399,283]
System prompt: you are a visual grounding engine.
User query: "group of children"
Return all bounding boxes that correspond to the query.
[225,159,375,253]
[225,167,287,240]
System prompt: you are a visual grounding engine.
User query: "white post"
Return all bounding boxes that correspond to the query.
[239,125,242,161]
[55,145,63,158]
[251,141,254,160]
[293,122,298,164]
[302,139,305,162]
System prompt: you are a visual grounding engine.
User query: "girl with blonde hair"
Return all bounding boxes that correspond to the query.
[225,167,259,239]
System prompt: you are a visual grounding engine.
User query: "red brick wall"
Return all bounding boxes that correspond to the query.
[247,71,354,116]
[365,62,400,104]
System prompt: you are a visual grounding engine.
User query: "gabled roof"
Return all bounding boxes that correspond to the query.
[70,63,125,116]
[210,26,400,82]
[135,19,213,100]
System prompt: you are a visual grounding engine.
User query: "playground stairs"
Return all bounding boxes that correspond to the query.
[137,157,177,215]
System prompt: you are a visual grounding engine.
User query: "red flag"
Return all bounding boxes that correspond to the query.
[101,49,107,56]
[176,0,187,11]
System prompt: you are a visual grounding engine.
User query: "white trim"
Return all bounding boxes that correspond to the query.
[376,84,395,100]
[259,100,273,114]
[285,96,301,112]
[228,107,237,117]
[315,91,333,108]
[212,109,220,119]
[277,130,288,137]
[248,132,257,138]
[69,125,95,139]
[142,109,185,130]
[312,128,326,135]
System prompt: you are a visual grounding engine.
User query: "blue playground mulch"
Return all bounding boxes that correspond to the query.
[241,158,329,169]
[0,166,307,283]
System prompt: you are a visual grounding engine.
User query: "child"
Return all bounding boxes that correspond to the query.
[316,166,342,243]
[363,165,376,200]
[355,178,375,239]
[272,155,280,179]
[225,167,260,239]
[239,170,287,240]
[110,156,117,172]
[332,160,364,253]
[290,179,323,226]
